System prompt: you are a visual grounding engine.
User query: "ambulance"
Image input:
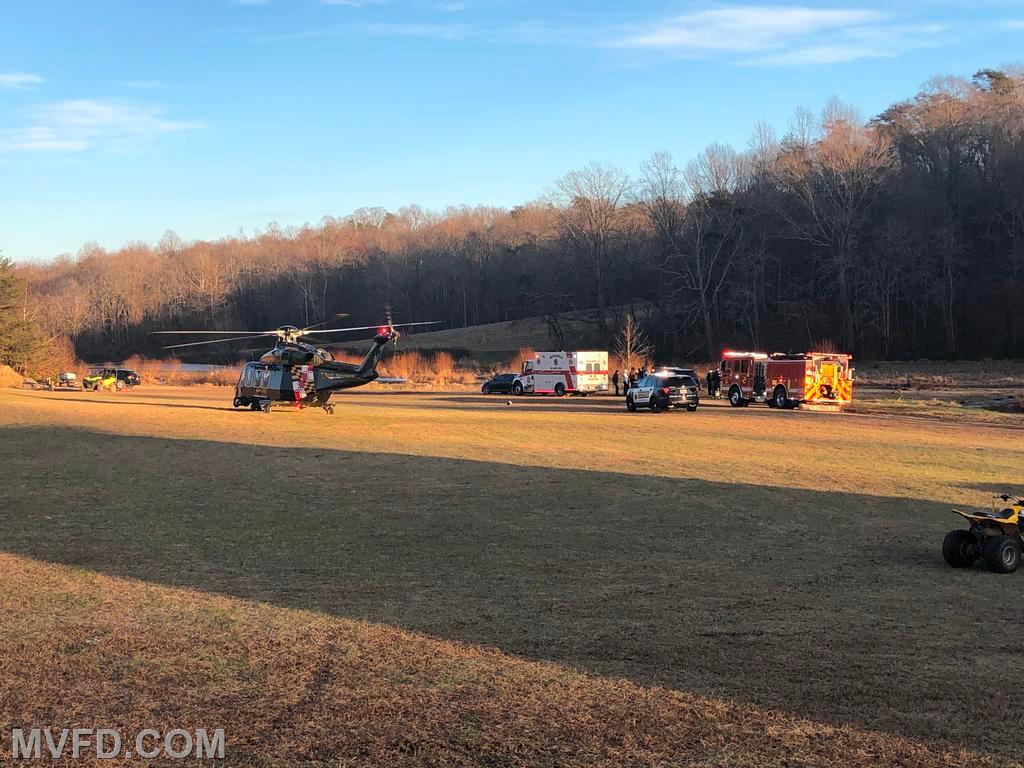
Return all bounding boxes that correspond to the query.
[512,351,609,396]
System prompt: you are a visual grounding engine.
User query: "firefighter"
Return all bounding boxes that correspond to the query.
[611,370,621,396]
[706,369,720,398]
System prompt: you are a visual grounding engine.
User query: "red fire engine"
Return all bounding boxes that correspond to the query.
[717,350,854,408]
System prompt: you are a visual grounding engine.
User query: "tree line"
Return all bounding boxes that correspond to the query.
[11,68,1024,365]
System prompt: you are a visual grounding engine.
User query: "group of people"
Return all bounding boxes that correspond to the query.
[610,368,648,396]
[610,367,723,398]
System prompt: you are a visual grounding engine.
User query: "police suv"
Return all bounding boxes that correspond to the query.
[626,370,700,412]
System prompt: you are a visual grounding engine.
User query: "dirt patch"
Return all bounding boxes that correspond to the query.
[0,365,23,388]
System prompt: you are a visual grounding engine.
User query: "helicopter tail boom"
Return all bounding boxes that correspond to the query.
[355,329,396,378]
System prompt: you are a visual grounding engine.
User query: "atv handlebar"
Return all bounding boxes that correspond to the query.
[999,494,1023,505]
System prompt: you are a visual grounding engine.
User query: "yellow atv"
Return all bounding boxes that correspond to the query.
[943,495,1023,574]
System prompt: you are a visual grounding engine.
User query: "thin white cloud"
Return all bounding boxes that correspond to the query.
[753,44,892,65]
[256,2,956,67]
[0,72,44,90]
[0,99,204,154]
[606,5,954,66]
[1002,19,1024,29]
[33,100,204,133]
[613,7,884,52]
[749,21,948,65]
[0,127,86,152]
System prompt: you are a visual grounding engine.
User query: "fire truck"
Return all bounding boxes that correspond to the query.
[512,351,609,396]
[717,350,854,408]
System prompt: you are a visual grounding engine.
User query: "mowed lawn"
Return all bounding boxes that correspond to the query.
[1,386,1023,767]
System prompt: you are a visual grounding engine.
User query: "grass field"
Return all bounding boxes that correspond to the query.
[1,386,1023,766]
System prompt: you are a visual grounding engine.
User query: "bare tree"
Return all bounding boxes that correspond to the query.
[773,116,891,349]
[640,147,748,358]
[553,163,632,335]
[614,313,654,371]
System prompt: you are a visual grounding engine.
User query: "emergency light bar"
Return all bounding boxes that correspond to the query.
[722,350,769,359]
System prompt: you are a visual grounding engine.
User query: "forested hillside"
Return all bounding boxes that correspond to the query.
[14,68,1024,362]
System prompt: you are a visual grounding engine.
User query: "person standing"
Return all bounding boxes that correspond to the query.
[710,368,722,398]
[611,369,620,396]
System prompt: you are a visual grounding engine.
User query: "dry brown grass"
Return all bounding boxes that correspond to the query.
[1,388,1023,766]
[855,359,1024,389]
[0,553,997,768]
[0,364,22,388]
[119,355,240,387]
[377,350,478,387]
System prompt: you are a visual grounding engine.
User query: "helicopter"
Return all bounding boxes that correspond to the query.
[153,317,439,414]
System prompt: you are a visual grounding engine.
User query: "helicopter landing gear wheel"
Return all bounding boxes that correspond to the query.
[260,402,272,414]
[233,397,242,408]
[324,403,335,415]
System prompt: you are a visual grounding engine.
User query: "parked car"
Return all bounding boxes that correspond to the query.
[83,367,141,391]
[626,372,700,412]
[57,371,78,388]
[481,372,517,395]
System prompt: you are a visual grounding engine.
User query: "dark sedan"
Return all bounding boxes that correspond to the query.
[481,373,517,394]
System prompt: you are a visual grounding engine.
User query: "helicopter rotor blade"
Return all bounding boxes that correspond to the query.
[390,321,441,329]
[308,321,441,335]
[306,325,394,335]
[299,316,348,334]
[161,333,277,350]
[152,330,278,336]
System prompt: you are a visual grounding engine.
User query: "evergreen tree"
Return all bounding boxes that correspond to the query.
[0,256,43,371]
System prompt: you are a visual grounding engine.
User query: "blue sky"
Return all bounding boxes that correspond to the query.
[2,1,1022,261]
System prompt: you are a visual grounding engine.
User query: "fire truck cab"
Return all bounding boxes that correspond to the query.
[512,351,609,396]
[719,350,854,408]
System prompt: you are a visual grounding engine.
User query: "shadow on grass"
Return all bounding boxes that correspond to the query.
[14,392,237,412]
[1,424,1021,760]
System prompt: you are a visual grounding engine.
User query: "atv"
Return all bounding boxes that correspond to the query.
[943,495,1024,574]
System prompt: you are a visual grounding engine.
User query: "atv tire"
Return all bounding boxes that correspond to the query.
[942,529,978,567]
[983,535,1021,574]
